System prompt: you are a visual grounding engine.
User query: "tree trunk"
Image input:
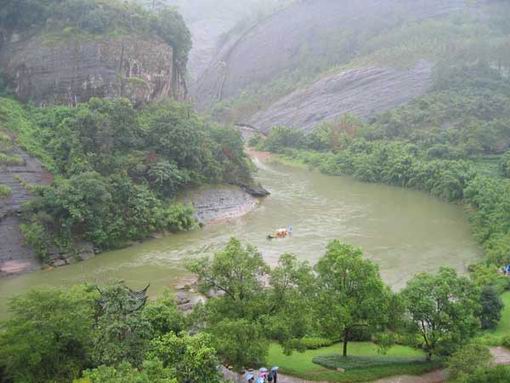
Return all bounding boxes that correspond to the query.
[342,329,349,357]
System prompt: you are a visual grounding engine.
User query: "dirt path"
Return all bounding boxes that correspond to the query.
[490,346,510,366]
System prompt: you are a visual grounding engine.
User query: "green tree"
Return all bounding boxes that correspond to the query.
[187,237,268,317]
[314,241,391,357]
[0,286,98,383]
[265,253,316,352]
[92,283,152,368]
[147,332,221,383]
[207,319,268,371]
[401,268,480,360]
[80,359,176,383]
[479,285,504,330]
[142,292,186,337]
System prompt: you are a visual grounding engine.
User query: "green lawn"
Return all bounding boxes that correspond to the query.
[267,342,443,382]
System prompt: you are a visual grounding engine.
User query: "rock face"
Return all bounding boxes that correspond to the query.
[0,34,184,106]
[250,61,433,132]
[0,148,50,276]
[193,0,466,111]
[184,185,264,224]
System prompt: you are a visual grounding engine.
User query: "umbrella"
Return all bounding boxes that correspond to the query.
[259,367,268,373]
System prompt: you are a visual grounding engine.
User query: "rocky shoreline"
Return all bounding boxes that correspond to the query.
[1,181,269,278]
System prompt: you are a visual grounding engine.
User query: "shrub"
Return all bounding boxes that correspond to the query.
[0,184,11,198]
[0,152,24,166]
[447,343,492,382]
[312,355,426,371]
[299,337,337,350]
[479,286,504,330]
[502,336,510,349]
[462,366,510,383]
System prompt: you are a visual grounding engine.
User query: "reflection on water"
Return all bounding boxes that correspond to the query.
[0,160,481,317]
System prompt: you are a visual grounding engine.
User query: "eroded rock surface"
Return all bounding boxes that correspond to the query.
[0,148,50,276]
[0,34,184,106]
[185,185,263,224]
[194,0,466,110]
[250,62,433,132]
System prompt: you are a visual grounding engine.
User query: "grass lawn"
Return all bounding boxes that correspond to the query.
[267,342,443,382]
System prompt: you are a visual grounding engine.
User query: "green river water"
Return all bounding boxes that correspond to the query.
[0,158,481,317]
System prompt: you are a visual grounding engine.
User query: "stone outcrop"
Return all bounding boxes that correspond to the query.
[0,148,50,276]
[193,0,467,111]
[0,33,184,106]
[250,61,433,132]
[184,185,266,224]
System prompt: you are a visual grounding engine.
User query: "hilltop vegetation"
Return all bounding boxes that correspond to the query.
[0,0,191,71]
[257,61,510,269]
[0,96,252,260]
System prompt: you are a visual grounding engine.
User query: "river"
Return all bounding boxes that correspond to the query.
[0,157,481,317]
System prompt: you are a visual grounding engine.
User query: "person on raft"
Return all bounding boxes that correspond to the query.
[267,226,293,240]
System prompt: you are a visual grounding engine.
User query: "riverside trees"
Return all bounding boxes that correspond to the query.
[315,241,391,357]
[401,268,480,360]
[0,239,492,382]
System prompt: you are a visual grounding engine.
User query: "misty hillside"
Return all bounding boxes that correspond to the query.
[192,0,510,132]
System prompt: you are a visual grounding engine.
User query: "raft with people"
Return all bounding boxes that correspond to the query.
[267,226,293,240]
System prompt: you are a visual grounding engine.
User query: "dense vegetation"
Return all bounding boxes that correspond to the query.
[257,62,510,270]
[0,0,191,71]
[0,96,252,260]
[1,238,505,383]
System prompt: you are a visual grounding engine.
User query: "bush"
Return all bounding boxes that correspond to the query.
[0,184,11,198]
[462,366,510,383]
[0,152,24,166]
[502,336,510,349]
[499,151,510,178]
[479,286,504,330]
[312,355,427,371]
[447,343,492,382]
[300,337,337,350]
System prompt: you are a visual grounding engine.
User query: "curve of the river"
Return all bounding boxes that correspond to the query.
[0,157,481,317]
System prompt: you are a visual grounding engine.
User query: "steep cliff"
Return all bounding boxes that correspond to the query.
[0,33,185,106]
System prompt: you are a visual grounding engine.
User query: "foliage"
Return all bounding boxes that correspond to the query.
[299,337,337,350]
[0,286,98,383]
[447,343,493,382]
[499,151,510,178]
[208,319,268,371]
[0,152,23,166]
[460,366,510,383]
[142,293,186,338]
[2,97,251,256]
[0,0,191,71]
[479,286,504,330]
[312,354,426,371]
[147,332,221,383]
[0,184,11,198]
[80,360,177,383]
[401,268,480,360]
[314,241,391,357]
[263,126,307,153]
[92,283,152,368]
